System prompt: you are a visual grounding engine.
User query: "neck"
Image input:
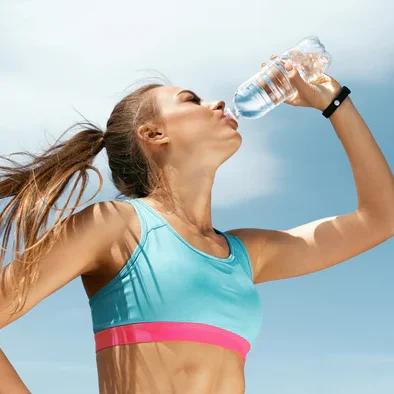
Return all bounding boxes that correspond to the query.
[149,163,217,235]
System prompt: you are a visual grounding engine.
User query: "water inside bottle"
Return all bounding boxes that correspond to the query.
[280,51,331,82]
[229,51,331,119]
[232,81,275,119]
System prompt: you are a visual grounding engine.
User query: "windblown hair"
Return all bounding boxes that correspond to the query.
[0,74,172,316]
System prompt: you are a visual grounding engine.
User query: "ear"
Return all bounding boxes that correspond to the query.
[137,124,169,145]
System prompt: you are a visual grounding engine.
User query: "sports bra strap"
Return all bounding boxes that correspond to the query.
[122,198,166,233]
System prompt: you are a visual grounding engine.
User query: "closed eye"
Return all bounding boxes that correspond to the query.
[187,95,202,105]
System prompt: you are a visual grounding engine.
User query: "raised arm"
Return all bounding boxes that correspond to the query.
[227,74,394,284]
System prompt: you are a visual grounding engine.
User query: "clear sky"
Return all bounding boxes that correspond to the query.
[1,1,393,393]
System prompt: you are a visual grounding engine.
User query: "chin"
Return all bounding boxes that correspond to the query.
[223,134,242,163]
[233,131,242,147]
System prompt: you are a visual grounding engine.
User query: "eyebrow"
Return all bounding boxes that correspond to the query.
[176,89,201,100]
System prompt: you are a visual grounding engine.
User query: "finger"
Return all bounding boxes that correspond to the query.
[284,90,299,106]
[269,64,293,100]
[261,62,267,68]
[256,76,279,104]
[266,58,292,95]
[283,62,311,97]
[271,55,287,69]
[261,57,292,98]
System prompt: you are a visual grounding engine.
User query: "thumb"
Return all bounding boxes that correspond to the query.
[284,62,309,93]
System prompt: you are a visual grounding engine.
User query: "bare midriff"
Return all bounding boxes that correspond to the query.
[96,341,246,394]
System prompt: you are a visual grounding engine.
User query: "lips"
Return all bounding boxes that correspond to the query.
[223,114,238,128]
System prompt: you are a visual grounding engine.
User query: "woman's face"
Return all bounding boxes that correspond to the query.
[144,85,242,168]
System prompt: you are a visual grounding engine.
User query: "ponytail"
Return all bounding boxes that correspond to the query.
[0,78,167,316]
[0,121,105,314]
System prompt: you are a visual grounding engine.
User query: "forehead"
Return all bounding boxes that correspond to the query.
[154,86,202,112]
[154,85,184,101]
[152,86,193,112]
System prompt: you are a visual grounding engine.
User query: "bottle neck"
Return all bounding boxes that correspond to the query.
[224,106,240,121]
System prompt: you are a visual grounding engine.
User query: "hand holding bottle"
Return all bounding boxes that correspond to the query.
[261,55,342,112]
[224,36,339,121]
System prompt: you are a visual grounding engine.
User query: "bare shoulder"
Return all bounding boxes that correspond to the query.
[225,228,270,284]
[80,200,141,266]
[77,200,142,299]
[0,199,140,328]
[225,228,271,251]
[83,199,139,229]
[225,227,295,284]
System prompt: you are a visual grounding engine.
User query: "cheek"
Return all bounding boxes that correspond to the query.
[171,123,214,152]
[162,108,190,130]
[162,101,218,145]
[165,108,213,134]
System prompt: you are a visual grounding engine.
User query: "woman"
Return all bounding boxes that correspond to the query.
[1,56,393,394]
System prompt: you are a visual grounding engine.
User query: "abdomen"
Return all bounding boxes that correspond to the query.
[96,341,246,394]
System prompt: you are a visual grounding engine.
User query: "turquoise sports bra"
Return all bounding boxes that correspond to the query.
[88,198,263,363]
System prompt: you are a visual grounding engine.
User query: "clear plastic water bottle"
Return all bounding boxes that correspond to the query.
[224,36,332,121]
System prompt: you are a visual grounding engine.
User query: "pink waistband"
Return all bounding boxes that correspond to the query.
[94,322,250,362]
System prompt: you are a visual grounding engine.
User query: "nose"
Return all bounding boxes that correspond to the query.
[211,100,225,111]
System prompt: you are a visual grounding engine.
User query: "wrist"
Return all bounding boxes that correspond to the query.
[328,96,354,121]
[320,86,352,117]
[315,87,342,111]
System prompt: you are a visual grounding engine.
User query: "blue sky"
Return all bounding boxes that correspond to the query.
[1,1,394,393]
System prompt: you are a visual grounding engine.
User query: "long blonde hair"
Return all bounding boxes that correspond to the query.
[0,79,171,316]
